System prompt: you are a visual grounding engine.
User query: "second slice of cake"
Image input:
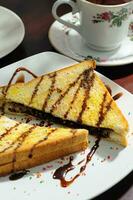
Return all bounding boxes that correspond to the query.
[0,116,88,176]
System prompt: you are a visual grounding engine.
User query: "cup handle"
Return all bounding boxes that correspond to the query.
[52,0,80,33]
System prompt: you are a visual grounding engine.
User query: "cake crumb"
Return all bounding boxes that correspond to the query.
[34,172,42,178]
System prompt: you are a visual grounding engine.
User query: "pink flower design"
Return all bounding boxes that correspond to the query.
[128,22,133,40]
[100,12,112,22]
[129,23,133,31]
[92,8,128,27]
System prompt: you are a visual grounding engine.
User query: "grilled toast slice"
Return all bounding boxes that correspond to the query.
[0,115,88,176]
[0,60,128,146]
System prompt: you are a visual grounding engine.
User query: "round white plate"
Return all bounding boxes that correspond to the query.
[49,13,133,66]
[0,52,133,200]
[0,6,25,58]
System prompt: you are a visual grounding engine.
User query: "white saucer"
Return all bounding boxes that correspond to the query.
[0,6,25,58]
[49,12,133,66]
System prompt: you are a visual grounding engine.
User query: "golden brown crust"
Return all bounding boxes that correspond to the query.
[94,75,128,135]
[0,141,88,176]
[0,115,88,176]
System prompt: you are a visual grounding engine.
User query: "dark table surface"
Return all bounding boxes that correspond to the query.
[0,0,133,199]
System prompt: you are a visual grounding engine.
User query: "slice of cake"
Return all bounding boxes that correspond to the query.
[0,60,128,146]
[0,115,88,176]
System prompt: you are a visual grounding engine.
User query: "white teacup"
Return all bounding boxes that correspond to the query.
[52,0,133,51]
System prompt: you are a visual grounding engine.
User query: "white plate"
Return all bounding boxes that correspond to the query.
[0,6,25,58]
[49,13,133,66]
[0,52,133,200]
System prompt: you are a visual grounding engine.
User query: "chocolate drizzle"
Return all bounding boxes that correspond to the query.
[53,137,100,187]
[3,67,37,95]
[77,72,95,123]
[105,84,112,95]
[0,122,20,140]
[102,99,113,123]
[50,69,94,115]
[5,102,112,138]
[96,92,113,127]
[0,125,35,154]
[96,92,107,127]
[15,73,25,83]
[1,67,37,114]
[12,126,36,172]
[64,79,82,119]
[29,76,44,105]
[28,128,57,158]
[9,170,30,181]
[53,156,74,187]
[50,72,84,113]
[42,73,56,110]
[113,92,123,101]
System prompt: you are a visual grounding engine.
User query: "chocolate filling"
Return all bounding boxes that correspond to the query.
[6,102,112,138]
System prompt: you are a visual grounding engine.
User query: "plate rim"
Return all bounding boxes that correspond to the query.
[0,6,25,59]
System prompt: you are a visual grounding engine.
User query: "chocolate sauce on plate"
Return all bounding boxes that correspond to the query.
[113,92,123,101]
[53,137,100,187]
[9,170,30,181]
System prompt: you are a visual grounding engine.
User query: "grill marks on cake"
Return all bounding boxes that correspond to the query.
[77,72,95,123]
[96,92,113,127]
[28,128,57,158]
[29,76,44,105]
[42,73,56,110]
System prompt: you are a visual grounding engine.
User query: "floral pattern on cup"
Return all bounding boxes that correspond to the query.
[62,14,133,42]
[60,15,133,63]
[128,22,133,41]
[92,8,129,27]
